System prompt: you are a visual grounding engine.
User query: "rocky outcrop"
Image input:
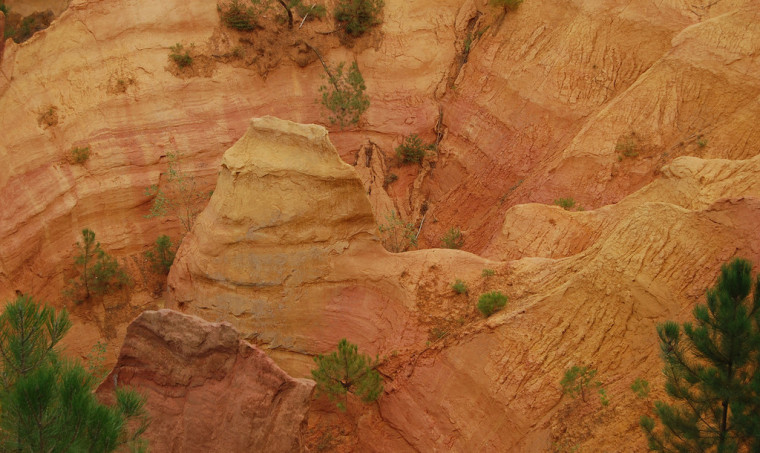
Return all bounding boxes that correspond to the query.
[96,309,315,453]
[168,117,493,375]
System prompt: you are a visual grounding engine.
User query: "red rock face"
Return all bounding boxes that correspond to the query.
[96,309,315,453]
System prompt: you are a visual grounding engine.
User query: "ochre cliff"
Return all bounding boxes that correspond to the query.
[3,0,757,305]
[168,117,495,375]
[96,309,315,452]
[0,0,758,451]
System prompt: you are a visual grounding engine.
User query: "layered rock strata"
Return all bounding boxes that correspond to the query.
[96,309,315,453]
[168,116,493,375]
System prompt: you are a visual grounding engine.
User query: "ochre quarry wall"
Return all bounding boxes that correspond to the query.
[3,0,758,305]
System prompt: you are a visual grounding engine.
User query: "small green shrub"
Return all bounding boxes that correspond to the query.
[441,227,464,249]
[430,327,448,340]
[0,3,9,14]
[560,365,601,402]
[598,387,610,406]
[477,291,507,317]
[38,106,58,127]
[334,0,384,37]
[463,33,473,54]
[169,43,193,68]
[319,61,369,128]
[553,197,576,210]
[219,0,260,30]
[145,235,176,275]
[70,146,91,164]
[230,45,245,58]
[452,279,468,295]
[697,136,707,148]
[630,377,650,399]
[311,339,383,411]
[378,210,416,252]
[383,173,398,187]
[615,135,638,158]
[489,0,523,10]
[482,268,495,277]
[66,229,131,303]
[396,134,435,164]
[294,0,326,20]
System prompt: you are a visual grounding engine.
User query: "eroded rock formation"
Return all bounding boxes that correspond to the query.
[168,117,493,375]
[96,309,315,452]
[167,116,760,451]
[0,0,759,451]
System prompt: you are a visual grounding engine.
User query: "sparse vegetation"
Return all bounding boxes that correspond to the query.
[218,0,266,30]
[70,146,91,164]
[145,235,176,275]
[616,134,639,158]
[145,151,211,233]
[441,227,464,249]
[169,43,193,68]
[396,134,435,165]
[334,0,384,37]
[38,106,58,128]
[640,258,760,451]
[560,365,601,403]
[430,327,448,340]
[65,229,131,303]
[452,279,468,295]
[477,291,507,317]
[631,377,650,399]
[0,294,149,451]
[311,339,383,411]
[378,210,417,253]
[383,172,398,187]
[318,61,369,128]
[553,197,576,210]
[482,268,495,277]
[697,135,708,148]
[3,10,54,44]
[294,0,326,22]
[598,387,610,406]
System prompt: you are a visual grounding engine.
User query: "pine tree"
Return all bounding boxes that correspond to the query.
[67,228,130,302]
[561,366,600,403]
[641,258,760,452]
[0,294,149,451]
[311,339,383,411]
[145,151,211,233]
[145,235,176,275]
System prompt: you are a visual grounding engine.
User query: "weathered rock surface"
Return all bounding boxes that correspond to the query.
[168,117,493,375]
[96,309,315,453]
[168,116,760,451]
[1,0,758,301]
[382,155,760,451]
[0,0,759,451]
[419,0,760,251]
